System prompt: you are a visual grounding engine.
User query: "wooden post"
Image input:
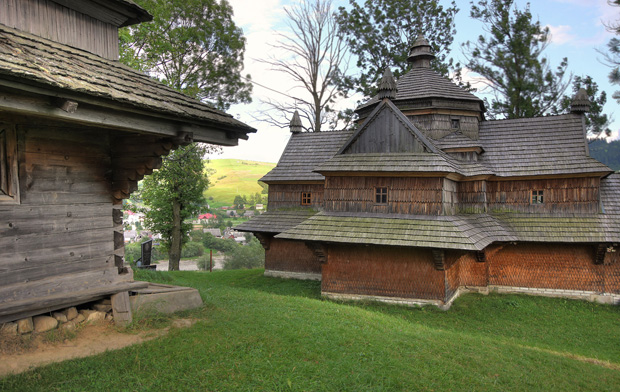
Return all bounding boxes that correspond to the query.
[210,249,213,272]
[111,291,132,326]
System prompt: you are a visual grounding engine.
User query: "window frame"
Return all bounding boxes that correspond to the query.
[531,190,544,205]
[0,125,20,204]
[375,186,388,205]
[301,192,312,206]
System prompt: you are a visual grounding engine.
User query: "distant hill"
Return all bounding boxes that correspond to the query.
[589,139,620,171]
[205,159,275,207]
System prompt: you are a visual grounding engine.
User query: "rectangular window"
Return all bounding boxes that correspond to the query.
[531,190,544,204]
[0,125,19,203]
[451,118,460,129]
[375,187,388,204]
[301,192,312,206]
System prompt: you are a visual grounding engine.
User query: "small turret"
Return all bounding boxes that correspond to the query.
[289,110,302,133]
[570,88,591,114]
[407,35,435,68]
[377,68,397,100]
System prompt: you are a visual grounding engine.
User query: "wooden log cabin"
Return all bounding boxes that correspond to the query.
[238,36,620,308]
[0,0,255,323]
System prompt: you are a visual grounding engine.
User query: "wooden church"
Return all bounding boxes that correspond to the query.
[238,37,620,308]
[0,0,255,323]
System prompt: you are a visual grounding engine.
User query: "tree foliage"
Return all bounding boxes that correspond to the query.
[602,1,620,103]
[258,0,350,132]
[119,0,252,109]
[337,0,459,98]
[139,144,209,271]
[557,76,612,140]
[463,0,571,119]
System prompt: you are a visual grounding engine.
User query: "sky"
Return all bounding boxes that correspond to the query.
[212,0,620,164]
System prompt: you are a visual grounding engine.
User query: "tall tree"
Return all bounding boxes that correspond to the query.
[139,144,209,271]
[258,0,349,132]
[463,0,571,119]
[556,76,612,140]
[119,0,252,110]
[337,0,459,98]
[601,1,620,103]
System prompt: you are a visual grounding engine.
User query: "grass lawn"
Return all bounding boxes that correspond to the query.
[2,269,620,391]
[205,159,274,207]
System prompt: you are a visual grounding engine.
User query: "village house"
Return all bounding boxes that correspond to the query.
[238,37,620,308]
[0,0,255,324]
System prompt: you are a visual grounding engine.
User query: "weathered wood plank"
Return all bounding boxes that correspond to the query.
[0,256,112,287]
[0,227,114,256]
[111,291,132,326]
[0,241,113,269]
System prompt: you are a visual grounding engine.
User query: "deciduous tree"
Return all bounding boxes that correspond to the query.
[258,0,349,132]
[337,0,459,98]
[463,0,571,119]
[119,0,252,110]
[139,144,209,271]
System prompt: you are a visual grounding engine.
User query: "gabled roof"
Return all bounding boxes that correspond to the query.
[260,130,352,183]
[0,24,255,142]
[357,67,483,112]
[478,114,611,177]
[340,99,439,154]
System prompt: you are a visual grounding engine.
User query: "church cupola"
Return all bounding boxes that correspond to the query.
[407,35,435,68]
[377,68,397,100]
[570,88,591,114]
[289,110,303,134]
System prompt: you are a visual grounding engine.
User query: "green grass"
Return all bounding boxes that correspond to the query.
[205,159,274,207]
[2,269,620,391]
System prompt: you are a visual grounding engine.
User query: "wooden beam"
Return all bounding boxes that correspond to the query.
[594,244,607,265]
[305,242,328,263]
[431,249,445,270]
[111,291,133,326]
[254,233,272,250]
[0,83,245,146]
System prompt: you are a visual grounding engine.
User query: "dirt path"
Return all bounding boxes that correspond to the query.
[0,319,195,377]
[155,255,225,271]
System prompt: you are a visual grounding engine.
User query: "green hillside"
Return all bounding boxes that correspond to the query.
[205,159,275,207]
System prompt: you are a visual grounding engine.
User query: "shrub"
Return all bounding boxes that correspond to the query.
[124,242,141,263]
[223,238,265,270]
[181,241,205,258]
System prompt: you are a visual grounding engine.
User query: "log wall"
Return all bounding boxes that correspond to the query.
[0,0,119,59]
[0,119,121,310]
[324,176,443,215]
[409,114,479,140]
[268,184,324,210]
[265,239,321,274]
[486,178,600,214]
[458,180,487,213]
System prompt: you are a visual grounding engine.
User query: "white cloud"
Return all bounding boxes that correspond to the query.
[546,25,575,45]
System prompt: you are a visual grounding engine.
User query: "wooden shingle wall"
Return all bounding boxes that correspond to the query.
[265,239,321,274]
[324,176,443,215]
[267,184,324,210]
[0,119,121,310]
[322,245,446,300]
[487,178,600,214]
[0,0,119,59]
[409,114,479,140]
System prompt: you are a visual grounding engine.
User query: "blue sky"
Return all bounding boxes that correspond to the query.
[218,0,619,163]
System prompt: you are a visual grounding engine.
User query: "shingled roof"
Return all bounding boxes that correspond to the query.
[260,130,352,183]
[357,67,483,112]
[435,131,484,151]
[235,209,318,233]
[0,24,255,140]
[478,114,610,177]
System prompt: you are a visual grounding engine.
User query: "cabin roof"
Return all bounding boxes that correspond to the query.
[235,209,318,233]
[357,67,483,112]
[50,0,153,27]
[275,211,513,251]
[274,209,620,250]
[478,114,609,177]
[260,130,352,183]
[0,24,255,140]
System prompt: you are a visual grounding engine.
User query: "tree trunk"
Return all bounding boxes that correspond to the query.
[168,197,182,271]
